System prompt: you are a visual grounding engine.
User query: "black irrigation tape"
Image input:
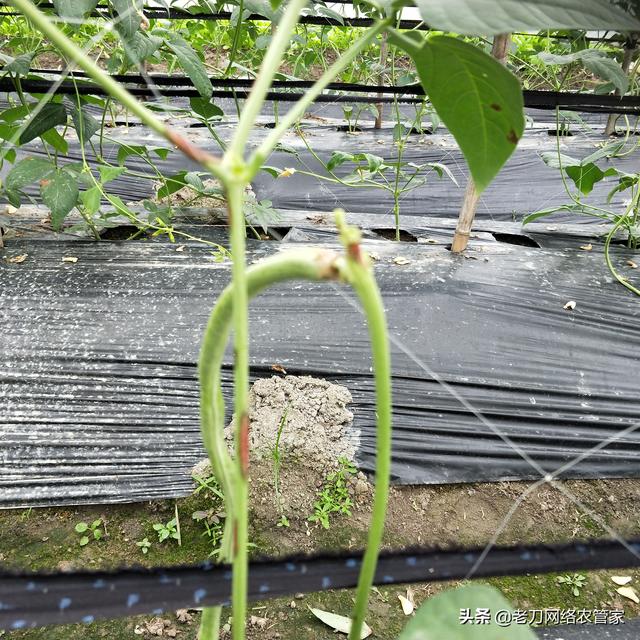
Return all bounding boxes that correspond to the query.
[3,73,640,113]
[2,538,640,630]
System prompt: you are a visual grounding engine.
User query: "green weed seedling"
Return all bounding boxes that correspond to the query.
[136,537,152,555]
[557,573,587,597]
[74,518,105,547]
[153,518,179,544]
[309,457,357,530]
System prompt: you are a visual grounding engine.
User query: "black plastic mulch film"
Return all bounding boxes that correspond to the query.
[2,539,640,632]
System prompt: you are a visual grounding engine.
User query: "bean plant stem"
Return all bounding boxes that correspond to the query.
[226,0,308,160]
[335,213,392,640]
[226,180,250,640]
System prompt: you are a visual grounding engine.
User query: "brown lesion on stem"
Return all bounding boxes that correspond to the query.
[166,129,221,167]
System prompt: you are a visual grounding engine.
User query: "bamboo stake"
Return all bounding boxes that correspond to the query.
[604,37,637,136]
[451,33,510,253]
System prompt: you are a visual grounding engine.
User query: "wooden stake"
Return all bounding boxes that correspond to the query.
[604,39,637,136]
[451,33,510,253]
[375,32,388,129]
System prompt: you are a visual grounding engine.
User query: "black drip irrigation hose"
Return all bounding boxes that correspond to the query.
[2,73,640,114]
[1,538,640,631]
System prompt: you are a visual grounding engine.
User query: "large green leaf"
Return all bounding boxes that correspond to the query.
[112,0,144,39]
[1,52,35,77]
[565,163,617,195]
[538,50,629,94]
[5,157,55,193]
[67,101,100,145]
[53,0,98,20]
[40,169,79,230]
[19,103,67,145]
[398,585,536,639]
[122,32,163,66]
[413,0,640,34]
[390,34,524,192]
[157,31,213,98]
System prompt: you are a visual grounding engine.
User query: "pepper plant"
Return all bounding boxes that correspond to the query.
[6,2,639,640]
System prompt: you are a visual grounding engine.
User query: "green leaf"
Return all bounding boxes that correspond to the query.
[5,157,55,192]
[2,53,35,77]
[565,163,607,195]
[327,151,354,172]
[398,585,536,639]
[157,171,188,199]
[79,536,90,546]
[158,31,212,98]
[392,34,524,192]
[540,151,579,168]
[121,32,163,66]
[80,186,101,214]
[75,522,88,533]
[41,129,69,155]
[98,165,126,184]
[538,50,629,94]
[53,0,98,20]
[412,0,640,35]
[40,169,79,229]
[67,101,100,145]
[20,103,67,145]
[117,144,148,165]
[112,0,143,39]
[190,97,223,120]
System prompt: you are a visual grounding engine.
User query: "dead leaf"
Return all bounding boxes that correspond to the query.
[271,364,287,375]
[418,237,438,245]
[278,168,296,178]
[612,576,633,586]
[369,252,380,261]
[393,256,411,266]
[398,594,414,616]
[579,244,593,251]
[62,256,78,263]
[309,607,372,638]
[176,245,186,253]
[134,625,145,635]
[617,586,639,603]
[563,300,576,311]
[627,260,638,269]
[176,609,193,623]
[7,254,27,264]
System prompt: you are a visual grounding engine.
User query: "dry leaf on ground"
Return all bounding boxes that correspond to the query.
[612,576,633,586]
[563,300,576,310]
[309,607,372,638]
[617,586,639,603]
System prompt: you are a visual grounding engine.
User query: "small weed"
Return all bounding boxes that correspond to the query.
[557,573,587,597]
[192,474,226,556]
[136,537,152,555]
[276,515,290,528]
[153,518,179,544]
[309,457,357,530]
[75,519,105,547]
[271,402,291,519]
